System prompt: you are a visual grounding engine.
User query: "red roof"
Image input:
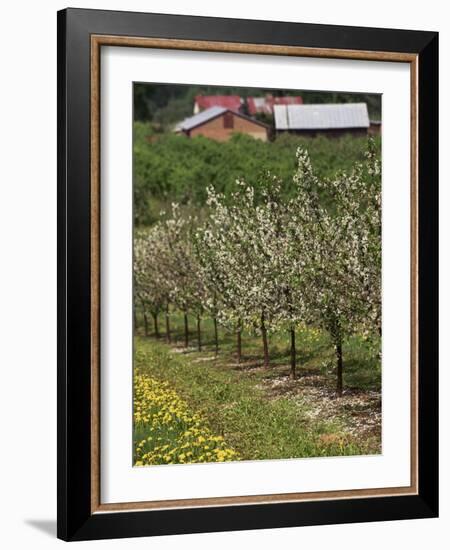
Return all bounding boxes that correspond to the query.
[195,95,242,111]
[247,95,303,115]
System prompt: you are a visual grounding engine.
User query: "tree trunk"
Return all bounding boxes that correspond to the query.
[336,338,343,397]
[152,313,160,339]
[236,324,242,364]
[261,312,269,368]
[213,317,219,357]
[378,324,382,361]
[290,327,296,380]
[197,315,202,351]
[165,305,171,344]
[184,312,189,348]
[143,310,149,337]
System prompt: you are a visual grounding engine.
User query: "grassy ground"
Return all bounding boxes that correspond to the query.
[139,312,381,391]
[134,314,381,465]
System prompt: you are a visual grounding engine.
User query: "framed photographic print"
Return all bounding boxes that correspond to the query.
[57,8,438,541]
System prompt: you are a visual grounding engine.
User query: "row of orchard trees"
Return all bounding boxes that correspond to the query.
[134,144,381,396]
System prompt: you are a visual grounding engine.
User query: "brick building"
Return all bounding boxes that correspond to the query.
[175,106,269,142]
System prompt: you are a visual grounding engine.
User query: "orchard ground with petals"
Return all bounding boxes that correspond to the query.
[133,317,381,466]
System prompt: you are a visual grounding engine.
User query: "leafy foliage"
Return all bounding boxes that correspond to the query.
[134,128,380,226]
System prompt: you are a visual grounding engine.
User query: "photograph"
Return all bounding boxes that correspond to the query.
[132,83,383,467]
[54,6,438,542]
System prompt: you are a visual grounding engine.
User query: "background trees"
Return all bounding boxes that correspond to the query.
[133,83,381,127]
[133,128,381,226]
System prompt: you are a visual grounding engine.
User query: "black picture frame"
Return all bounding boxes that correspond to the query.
[57,7,438,542]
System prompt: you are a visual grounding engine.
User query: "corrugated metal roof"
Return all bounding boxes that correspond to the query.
[274,103,370,130]
[175,106,227,131]
[248,97,270,115]
[247,95,303,115]
[195,95,242,111]
[274,96,303,106]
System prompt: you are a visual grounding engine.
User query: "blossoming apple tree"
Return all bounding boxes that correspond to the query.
[133,141,381,395]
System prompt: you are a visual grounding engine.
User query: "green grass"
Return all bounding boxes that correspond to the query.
[134,315,381,462]
[137,311,381,392]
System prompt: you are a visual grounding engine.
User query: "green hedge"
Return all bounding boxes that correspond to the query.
[134,123,381,226]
